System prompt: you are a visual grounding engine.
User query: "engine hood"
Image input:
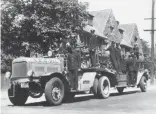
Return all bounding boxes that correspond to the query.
[13,57,61,64]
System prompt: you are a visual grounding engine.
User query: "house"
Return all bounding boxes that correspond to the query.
[89,9,122,43]
[81,12,107,48]
[82,9,123,48]
[119,23,143,55]
[80,9,144,63]
[80,9,125,63]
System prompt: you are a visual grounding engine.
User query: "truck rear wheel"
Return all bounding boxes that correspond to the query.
[92,78,98,97]
[8,88,28,106]
[97,76,110,98]
[139,76,147,92]
[45,77,64,106]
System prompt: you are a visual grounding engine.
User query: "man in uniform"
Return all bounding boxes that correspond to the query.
[89,29,97,67]
[133,43,139,60]
[25,44,30,57]
[66,44,81,90]
[106,41,119,72]
[115,43,122,73]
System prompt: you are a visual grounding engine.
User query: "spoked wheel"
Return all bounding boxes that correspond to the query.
[45,77,64,106]
[97,76,110,98]
[139,76,147,92]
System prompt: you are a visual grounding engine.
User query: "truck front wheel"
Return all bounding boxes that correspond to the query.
[8,88,28,106]
[97,76,110,98]
[45,77,65,106]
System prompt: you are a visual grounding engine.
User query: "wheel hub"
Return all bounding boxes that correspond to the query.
[103,81,109,95]
[143,79,147,89]
[52,87,61,101]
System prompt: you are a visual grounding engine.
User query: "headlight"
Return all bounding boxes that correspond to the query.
[96,72,101,77]
[27,70,34,77]
[5,72,11,79]
[144,69,148,73]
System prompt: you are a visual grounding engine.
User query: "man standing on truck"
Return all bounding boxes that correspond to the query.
[105,41,119,72]
[133,43,139,60]
[89,29,97,67]
[115,43,123,73]
[25,43,30,57]
[66,43,81,90]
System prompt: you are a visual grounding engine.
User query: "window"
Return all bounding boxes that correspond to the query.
[119,29,124,34]
[134,37,138,42]
[110,26,114,32]
[88,15,94,26]
[119,29,124,39]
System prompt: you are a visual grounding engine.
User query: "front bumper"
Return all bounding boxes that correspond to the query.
[8,82,29,97]
[9,77,40,97]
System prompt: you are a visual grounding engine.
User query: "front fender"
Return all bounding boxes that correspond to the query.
[40,72,70,91]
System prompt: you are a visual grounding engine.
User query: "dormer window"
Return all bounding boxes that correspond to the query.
[119,29,124,34]
[134,37,138,42]
[110,26,114,32]
[88,14,94,26]
[116,21,119,26]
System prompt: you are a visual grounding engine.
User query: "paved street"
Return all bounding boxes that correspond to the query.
[1,85,156,114]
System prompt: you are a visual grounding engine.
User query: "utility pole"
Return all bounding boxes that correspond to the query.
[144,0,156,84]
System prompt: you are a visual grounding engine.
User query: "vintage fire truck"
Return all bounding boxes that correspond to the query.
[5,56,149,106]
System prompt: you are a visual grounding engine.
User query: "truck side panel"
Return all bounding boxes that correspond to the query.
[78,72,96,91]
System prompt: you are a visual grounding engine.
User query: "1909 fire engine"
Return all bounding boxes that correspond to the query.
[5,54,149,106]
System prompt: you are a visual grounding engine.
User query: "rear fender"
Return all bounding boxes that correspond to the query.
[136,71,146,85]
[78,72,97,91]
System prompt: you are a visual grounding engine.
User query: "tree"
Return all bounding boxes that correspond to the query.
[140,39,150,57]
[1,0,88,55]
[140,39,156,76]
[1,0,88,72]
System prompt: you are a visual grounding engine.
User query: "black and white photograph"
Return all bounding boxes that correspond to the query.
[1,0,156,114]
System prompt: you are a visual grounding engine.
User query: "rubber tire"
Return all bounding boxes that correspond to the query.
[92,78,98,97]
[45,77,65,106]
[8,88,28,106]
[97,76,110,99]
[117,87,124,94]
[139,76,147,92]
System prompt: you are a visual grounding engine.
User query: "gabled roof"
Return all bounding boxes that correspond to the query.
[83,25,107,38]
[120,39,132,48]
[89,9,112,36]
[119,23,138,43]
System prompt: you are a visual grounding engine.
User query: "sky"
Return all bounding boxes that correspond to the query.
[79,0,156,46]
